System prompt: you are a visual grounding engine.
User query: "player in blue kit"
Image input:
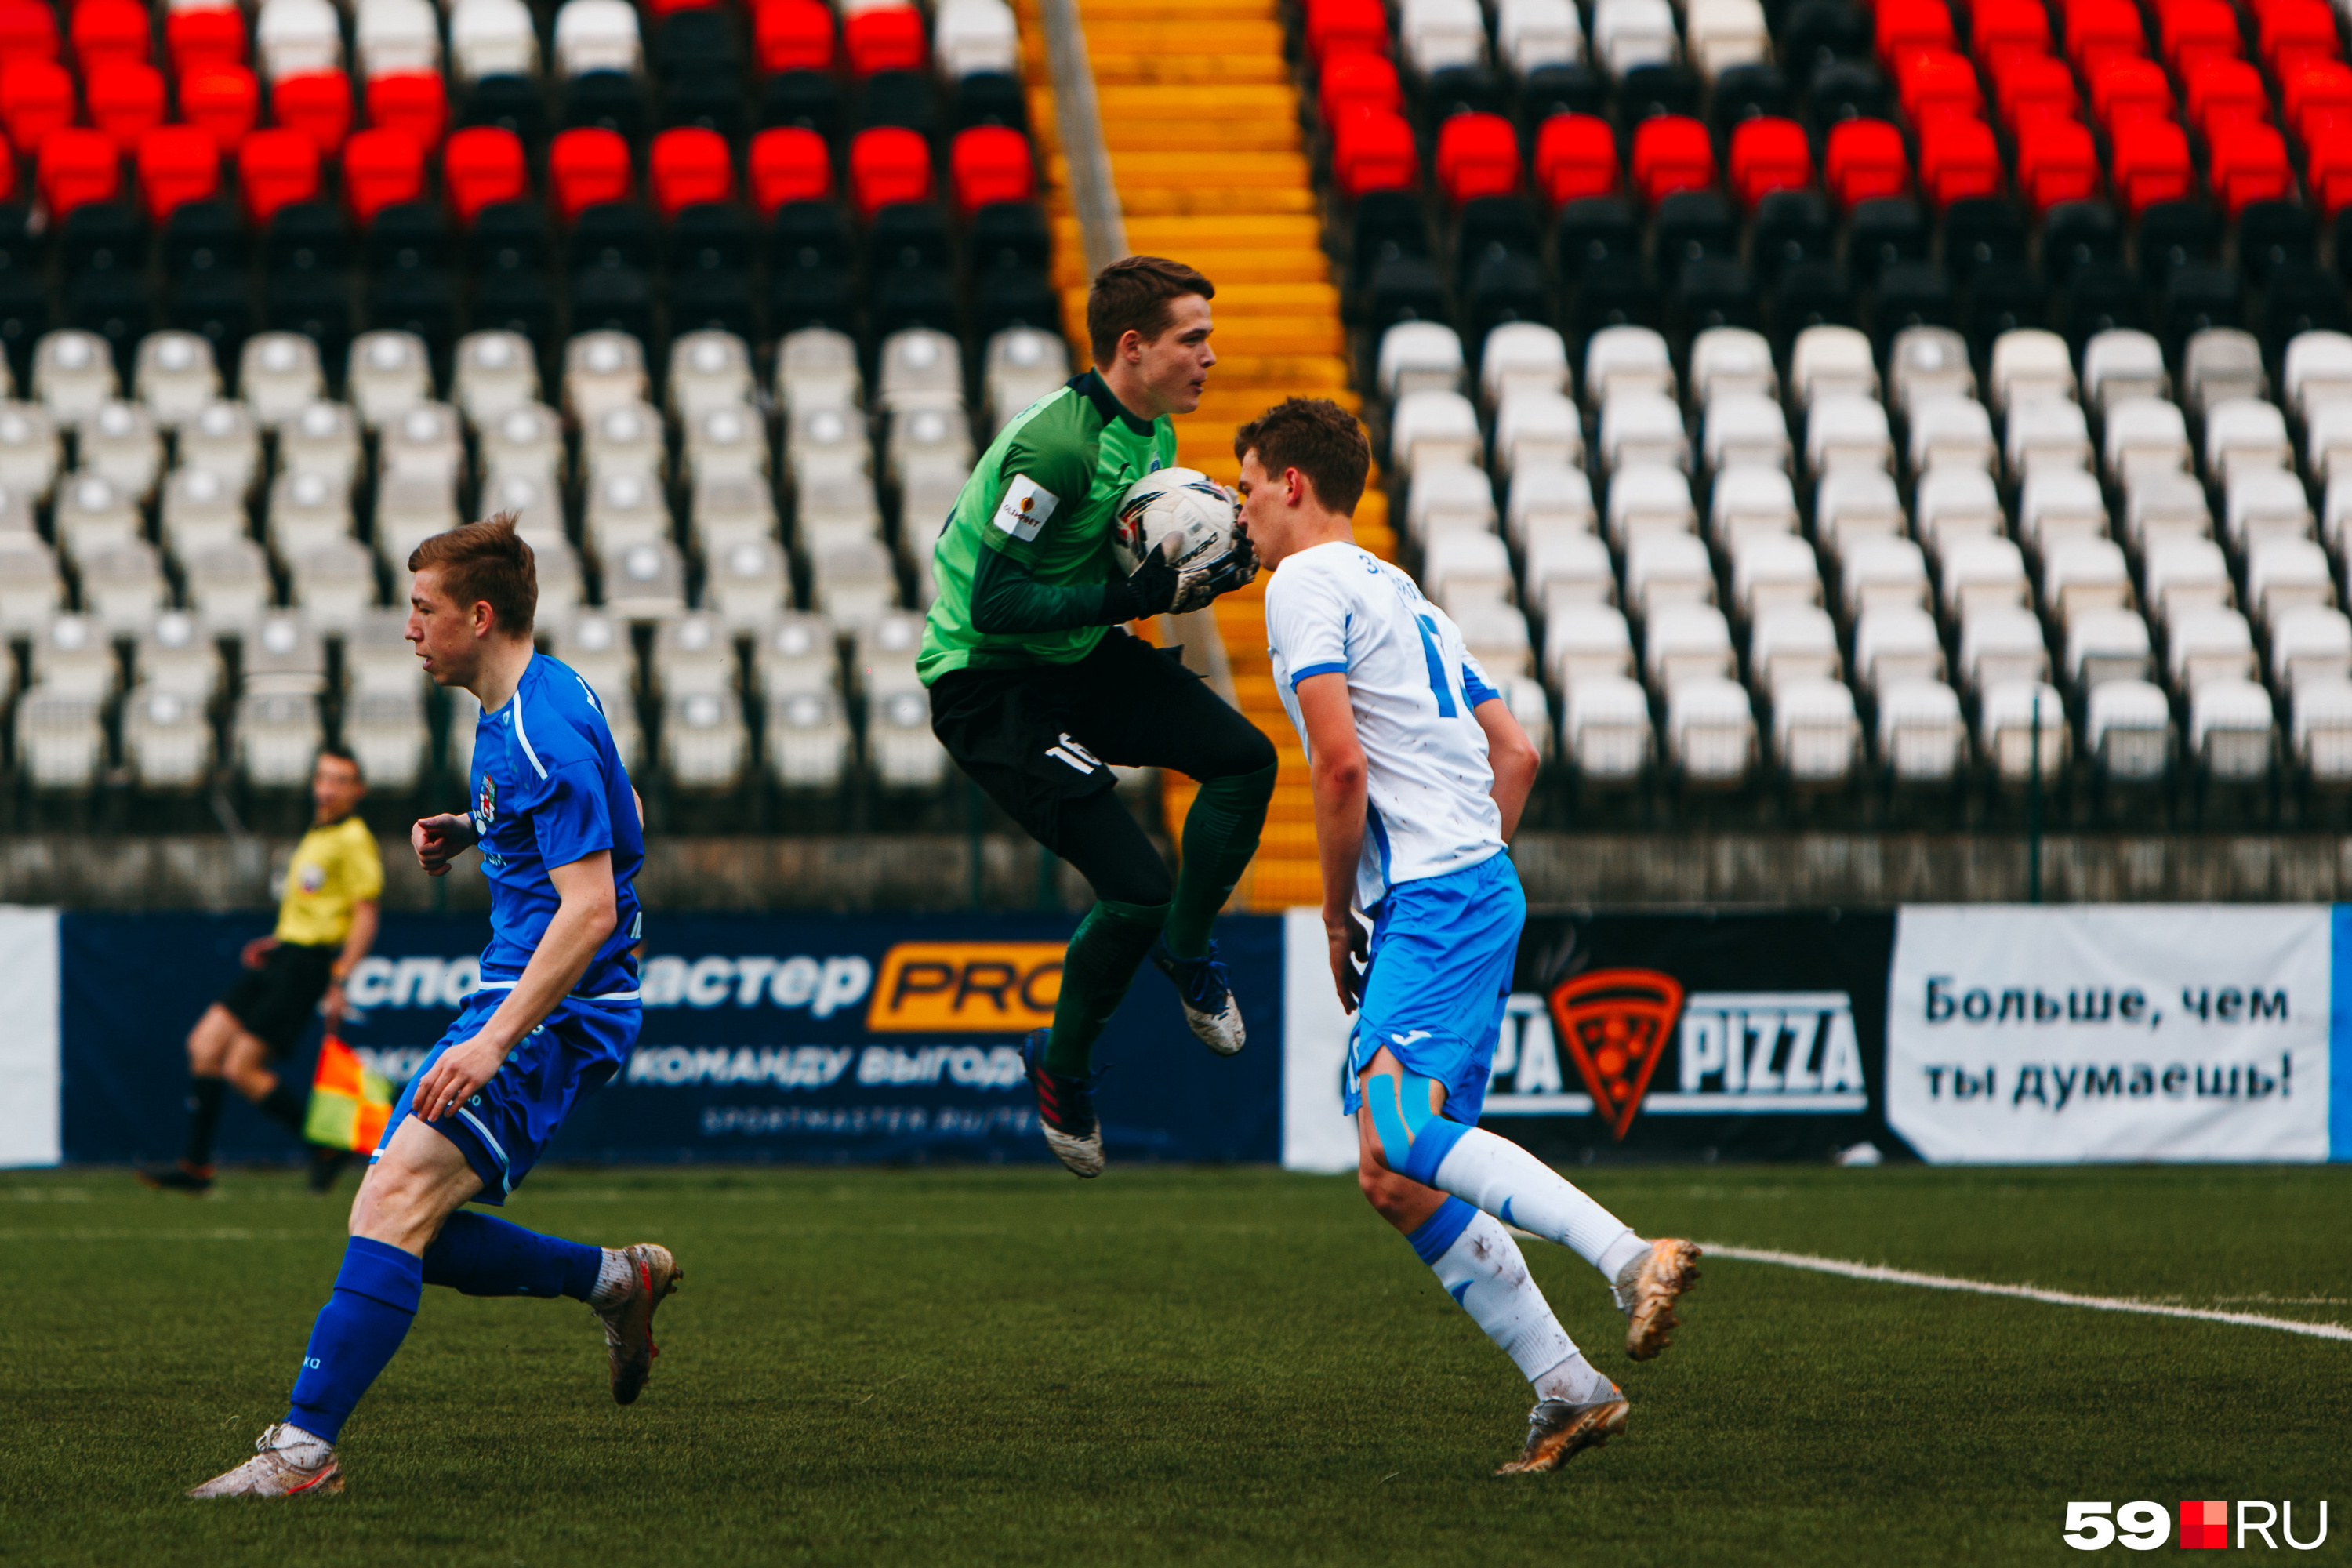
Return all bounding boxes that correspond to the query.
[1236,401,1701,1475]
[190,515,679,1499]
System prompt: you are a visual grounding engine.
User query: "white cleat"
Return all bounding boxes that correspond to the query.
[1613,1238,1702,1361]
[187,1424,343,1498]
[1151,939,1246,1057]
[593,1243,682,1406]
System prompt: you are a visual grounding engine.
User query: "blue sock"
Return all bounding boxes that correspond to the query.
[1404,1196,1478,1265]
[285,1237,423,1445]
[422,1210,603,1301]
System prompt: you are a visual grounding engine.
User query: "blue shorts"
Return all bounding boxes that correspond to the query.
[372,989,641,1204]
[1342,851,1526,1128]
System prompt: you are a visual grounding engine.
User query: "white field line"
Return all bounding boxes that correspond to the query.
[1700,1243,2352,1343]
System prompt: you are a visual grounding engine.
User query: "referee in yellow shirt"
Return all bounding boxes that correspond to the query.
[141,749,384,1196]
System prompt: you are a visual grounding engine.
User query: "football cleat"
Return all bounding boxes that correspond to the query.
[1022,1028,1105,1178]
[187,1425,343,1498]
[1496,1390,1629,1475]
[1150,938,1245,1056]
[137,1160,214,1196]
[1613,1238,1702,1361]
[307,1147,355,1194]
[593,1243,682,1406]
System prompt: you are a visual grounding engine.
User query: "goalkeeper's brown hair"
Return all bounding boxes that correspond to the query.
[409,511,538,639]
[1087,256,1216,365]
[1233,398,1372,517]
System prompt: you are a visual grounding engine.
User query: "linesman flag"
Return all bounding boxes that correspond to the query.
[304,1034,394,1154]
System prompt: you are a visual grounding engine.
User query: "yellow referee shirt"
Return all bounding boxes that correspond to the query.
[274,816,384,949]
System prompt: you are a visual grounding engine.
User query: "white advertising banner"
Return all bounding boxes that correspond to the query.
[1280,908,1359,1174]
[1886,906,2333,1163]
[0,906,60,1167]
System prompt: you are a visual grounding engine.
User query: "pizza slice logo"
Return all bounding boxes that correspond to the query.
[1547,968,1686,1140]
[2180,1501,2230,1549]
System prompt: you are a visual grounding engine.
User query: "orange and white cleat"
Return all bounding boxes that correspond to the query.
[1496,1389,1630,1475]
[1613,1238,1702,1361]
[186,1424,343,1498]
[593,1243,682,1405]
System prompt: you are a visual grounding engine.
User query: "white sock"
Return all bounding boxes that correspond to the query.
[1531,1352,1618,1406]
[270,1423,333,1465]
[1427,1209,1577,1382]
[1431,1127,1642,1277]
[588,1248,633,1308]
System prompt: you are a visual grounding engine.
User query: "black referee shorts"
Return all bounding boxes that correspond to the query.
[929,629,1276,873]
[217,942,338,1057]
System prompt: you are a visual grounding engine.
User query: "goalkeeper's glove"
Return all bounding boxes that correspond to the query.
[1121,528,1261,617]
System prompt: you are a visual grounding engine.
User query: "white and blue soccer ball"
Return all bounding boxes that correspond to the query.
[1112,467,1242,577]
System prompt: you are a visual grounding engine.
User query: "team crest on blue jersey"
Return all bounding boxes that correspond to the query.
[475,772,496,833]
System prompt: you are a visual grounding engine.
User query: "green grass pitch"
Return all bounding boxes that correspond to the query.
[3,1163,2346,1567]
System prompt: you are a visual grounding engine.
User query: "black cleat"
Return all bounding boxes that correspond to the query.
[1022,1029,1104,1177]
[306,1146,355,1194]
[137,1160,215,1195]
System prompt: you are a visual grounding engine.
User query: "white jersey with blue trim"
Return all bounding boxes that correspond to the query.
[1264,539,1505,911]
[470,652,645,1000]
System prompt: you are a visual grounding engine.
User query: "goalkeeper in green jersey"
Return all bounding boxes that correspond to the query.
[920,255,1275,1178]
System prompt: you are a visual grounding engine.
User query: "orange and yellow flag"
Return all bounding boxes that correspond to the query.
[303,1035,394,1154]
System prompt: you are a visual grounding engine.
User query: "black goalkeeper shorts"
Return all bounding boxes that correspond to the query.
[927,629,1276,858]
[217,942,337,1057]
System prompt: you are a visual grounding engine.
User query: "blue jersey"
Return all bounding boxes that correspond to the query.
[470,653,644,999]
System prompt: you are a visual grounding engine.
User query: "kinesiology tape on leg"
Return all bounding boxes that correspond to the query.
[1421,1205,1578,1382]
[1363,1065,1471,1185]
[423,1210,603,1300]
[285,1237,423,1445]
[1044,898,1168,1077]
[1430,1128,1637,1272]
[1165,761,1276,958]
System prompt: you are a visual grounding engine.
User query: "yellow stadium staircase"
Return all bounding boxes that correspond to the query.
[1017,0,1392,907]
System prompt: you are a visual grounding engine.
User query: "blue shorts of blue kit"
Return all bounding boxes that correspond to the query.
[372,987,641,1204]
[1342,849,1526,1127]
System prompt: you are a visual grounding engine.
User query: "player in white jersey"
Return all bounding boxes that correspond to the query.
[1236,398,1702,1474]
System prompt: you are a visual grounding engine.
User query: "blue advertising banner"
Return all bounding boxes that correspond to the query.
[60,912,1283,1167]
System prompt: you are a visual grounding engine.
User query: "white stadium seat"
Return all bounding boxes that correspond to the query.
[2065,607,2154,690]
[2087,678,2172,781]
[1668,677,1758,786]
[2081,328,2169,412]
[1564,675,1653,782]
[2190,678,2276,779]
[1772,677,1860,784]
[1876,679,1967,782]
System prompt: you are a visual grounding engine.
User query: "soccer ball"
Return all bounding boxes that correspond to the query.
[1112,467,1242,577]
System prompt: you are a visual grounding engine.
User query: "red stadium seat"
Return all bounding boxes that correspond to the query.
[650,125,735,216]
[2088,56,2175,134]
[2185,57,2272,140]
[2159,0,2241,73]
[1534,113,1617,205]
[181,64,259,147]
[2014,118,2100,209]
[237,126,319,223]
[1895,49,1985,125]
[1824,118,1910,205]
[2109,119,2194,211]
[2285,60,2352,142]
[754,0,833,72]
[37,127,120,220]
[749,125,833,211]
[1728,117,1812,205]
[2208,122,2295,212]
[1330,107,1417,197]
[167,6,247,71]
[844,6,924,75]
[85,59,163,153]
[950,125,1034,215]
[272,70,354,155]
[366,71,447,154]
[1305,0,1391,61]
[1630,115,1716,202]
[2305,118,2352,210]
[1990,52,2080,131]
[1319,51,1401,127]
[0,57,74,154]
[2062,0,2146,67]
[1968,0,2051,64]
[645,0,717,16]
[1435,112,1521,204]
[1916,115,2002,205]
[71,0,150,66]
[0,0,57,62]
[2259,0,2339,71]
[549,126,633,219]
[136,125,220,221]
[848,125,933,216]
[443,125,526,223]
[343,126,425,225]
[1874,0,1955,62]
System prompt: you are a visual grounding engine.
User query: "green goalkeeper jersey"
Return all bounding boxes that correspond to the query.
[918,371,1177,685]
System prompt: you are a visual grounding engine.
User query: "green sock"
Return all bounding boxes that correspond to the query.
[1044,898,1169,1076]
[1164,761,1276,958]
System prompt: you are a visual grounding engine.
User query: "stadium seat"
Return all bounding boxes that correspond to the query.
[1436,114,1521,203]
[550,127,633,220]
[136,129,223,224]
[343,129,426,225]
[845,6,926,74]
[650,127,735,217]
[37,131,121,222]
[86,60,165,154]
[1333,109,1419,197]
[950,125,1033,215]
[2192,678,2278,779]
[850,125,934,216]
[1629,116,1715,203]
[1726,118,1810,206]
